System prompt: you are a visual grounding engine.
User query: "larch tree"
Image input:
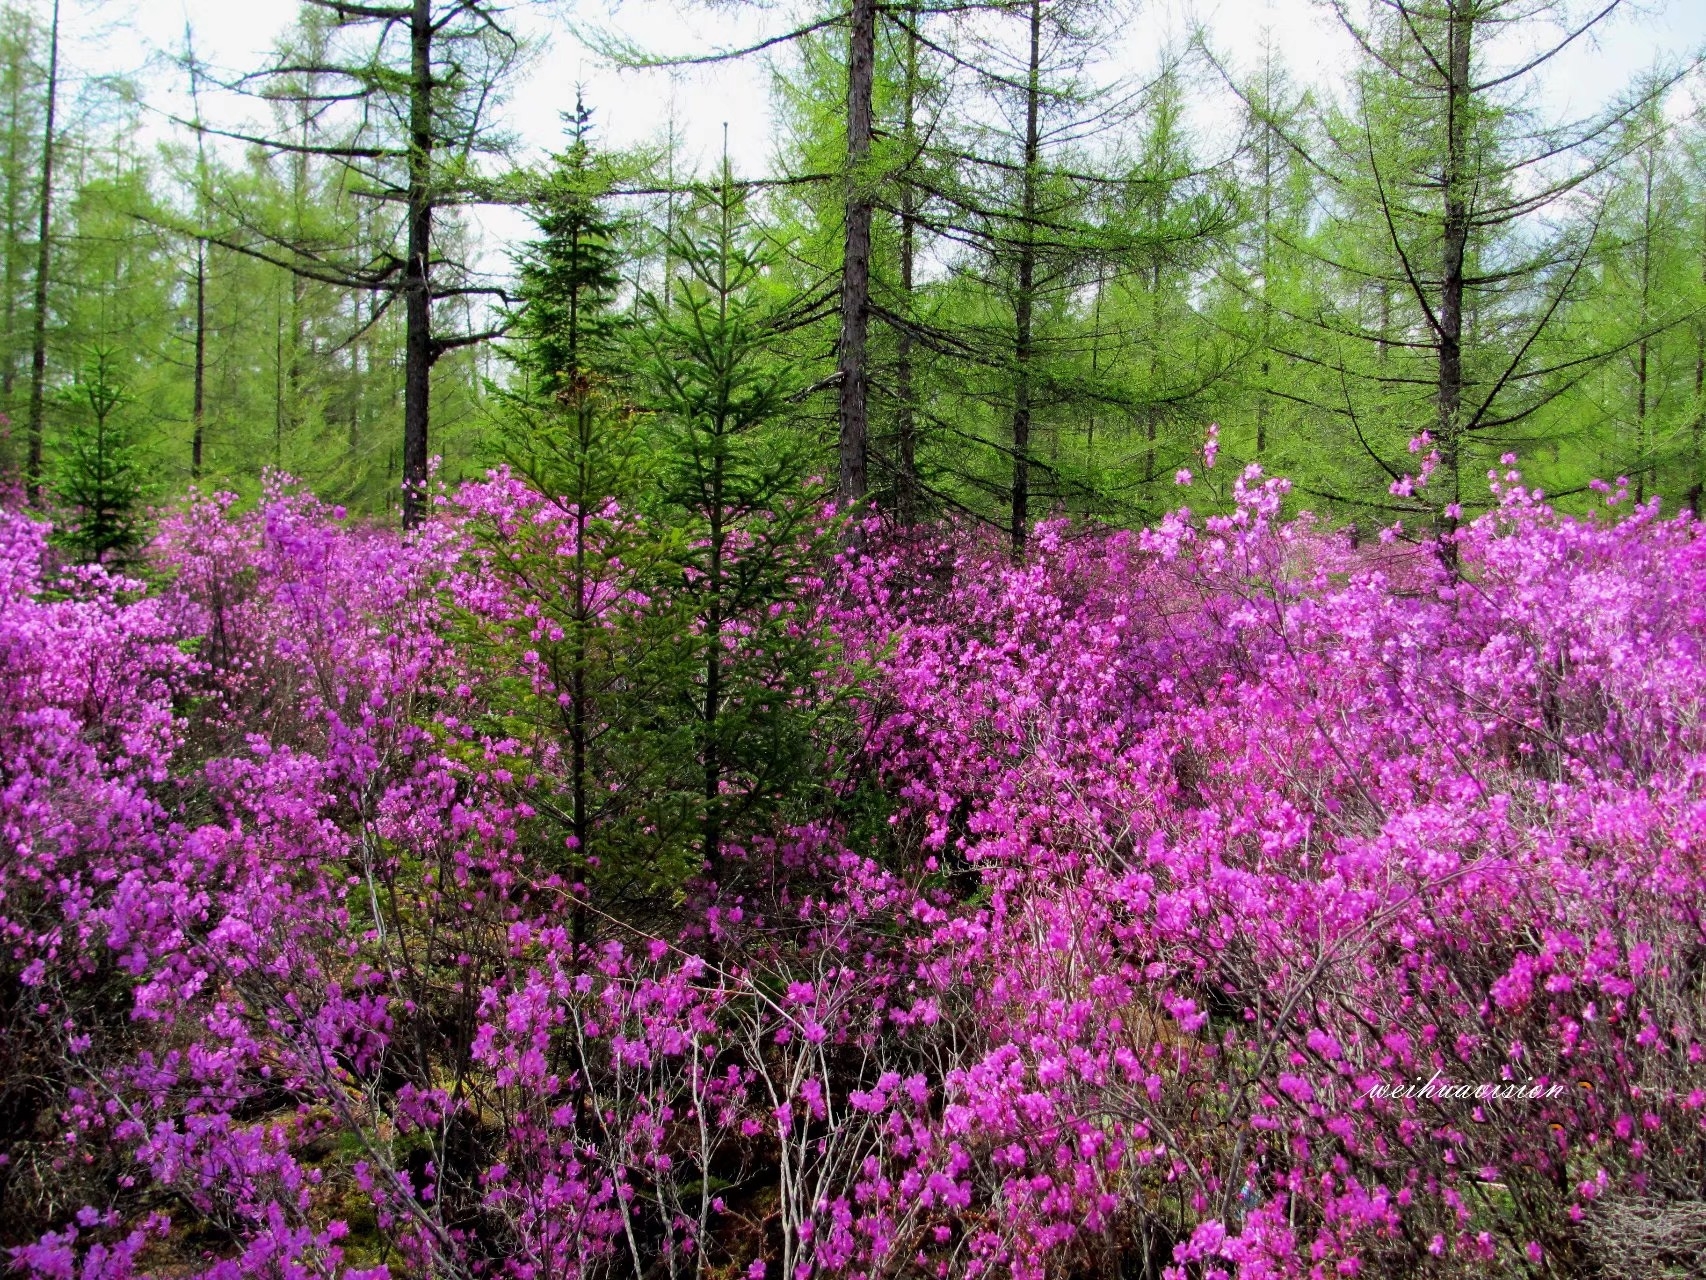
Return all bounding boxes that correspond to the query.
[23,0,54,503]
[916,4,1233,547]
[0,3,43,450]
[182,0,524,525]
[1208,27,1319,476]
[1583,91,1702,505]
[1293,0,1685,535]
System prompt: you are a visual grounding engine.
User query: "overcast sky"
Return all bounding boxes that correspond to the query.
[51,0,1700,163]
[41,0,1706,272]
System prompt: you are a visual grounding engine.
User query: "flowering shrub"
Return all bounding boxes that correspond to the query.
[3,462,1703,1279]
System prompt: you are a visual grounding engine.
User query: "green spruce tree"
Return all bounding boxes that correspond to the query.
[635,163,834,883]
[457,98,698,946]
[52,346,145,562]
[506,96,627,400]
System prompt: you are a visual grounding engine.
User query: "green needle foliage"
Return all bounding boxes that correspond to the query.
[506,97,629,401]
[462,106,687,936]
[51,346,147,563]
[635,164,838,882]
[0,0,1699,538]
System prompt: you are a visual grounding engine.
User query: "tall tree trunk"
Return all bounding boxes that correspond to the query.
[348,294,362,456]
[2,38,24,414]
[1693,325,1703,518]
[1255,45,1275,459]
[569,403,590,953]
[836,0,875,509]
[1633,142,1655,506]
[703,445,724,880]
[1693,212,1704,518]
[1009,0,1042,556]
[1377,284,1391,362]
[274,280,285,465]
[894,6,920,523]
[1257,355,1269,455]
[187,28,208,481]
[1088,272,1102,485]
[192,243,205,478]
[1144,406,1157,483]
[1436,0,1471,537]
[285,103,309,455]
[401,0,434,528]
[24,0,57,506]
[352,199,375,463]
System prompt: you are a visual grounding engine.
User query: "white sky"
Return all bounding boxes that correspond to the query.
[41,0,1706,268]
[54,0,1704,158]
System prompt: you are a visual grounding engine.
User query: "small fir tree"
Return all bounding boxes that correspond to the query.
[52,347,146,563]
[505,96,628,400]
[634,164,837,883]
[459,105,687,944]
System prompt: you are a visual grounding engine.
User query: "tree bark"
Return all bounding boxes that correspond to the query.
[836,0,876,510]
[401,0,434,527]
[2,36,24,414]
[894,7,920,523]
[569,407,590,951]
[24,0,57,505]
[187,30,208,481]
[1633,137,1655,505]
[1255,43,1275,459]
[1088,272,1102,481]
[192,243,205,478]
[1009,0,1042,556]
[703,444,724,880]
[1692,209,1704,518]
[1693,326,1703,517]
[274,280,285,465]
[1436,0,1471,533]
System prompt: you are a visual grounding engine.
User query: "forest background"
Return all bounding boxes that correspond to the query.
[2,0,1705,542]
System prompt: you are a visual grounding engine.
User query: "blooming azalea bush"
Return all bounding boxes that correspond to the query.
[833,463,1706,1277]
[3,460,1704,1279]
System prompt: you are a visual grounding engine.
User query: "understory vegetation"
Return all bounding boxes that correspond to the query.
[5,457,1706,1278]
[4,0,1706,1277]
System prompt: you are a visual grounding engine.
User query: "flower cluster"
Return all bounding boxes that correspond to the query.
[4,463,1703,1279]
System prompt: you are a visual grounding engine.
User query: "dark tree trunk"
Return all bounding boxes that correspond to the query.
[1692,329,1703,517]
[1633,145,1655,505]
[837,0,876,510]
[703,447,725,880]
[1009,0,1042,556]
[401,0,434,528]
[1692,217,1703,517]
[274,282,285,464]
[24,0,57,506]
[894,8,920,524]
[192,243,205,478]
[2,42,23,412]
[1436,0,1471,536]
[1256,85,1274,458]
[570,439,589,952]
[1088,273,1103,483]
